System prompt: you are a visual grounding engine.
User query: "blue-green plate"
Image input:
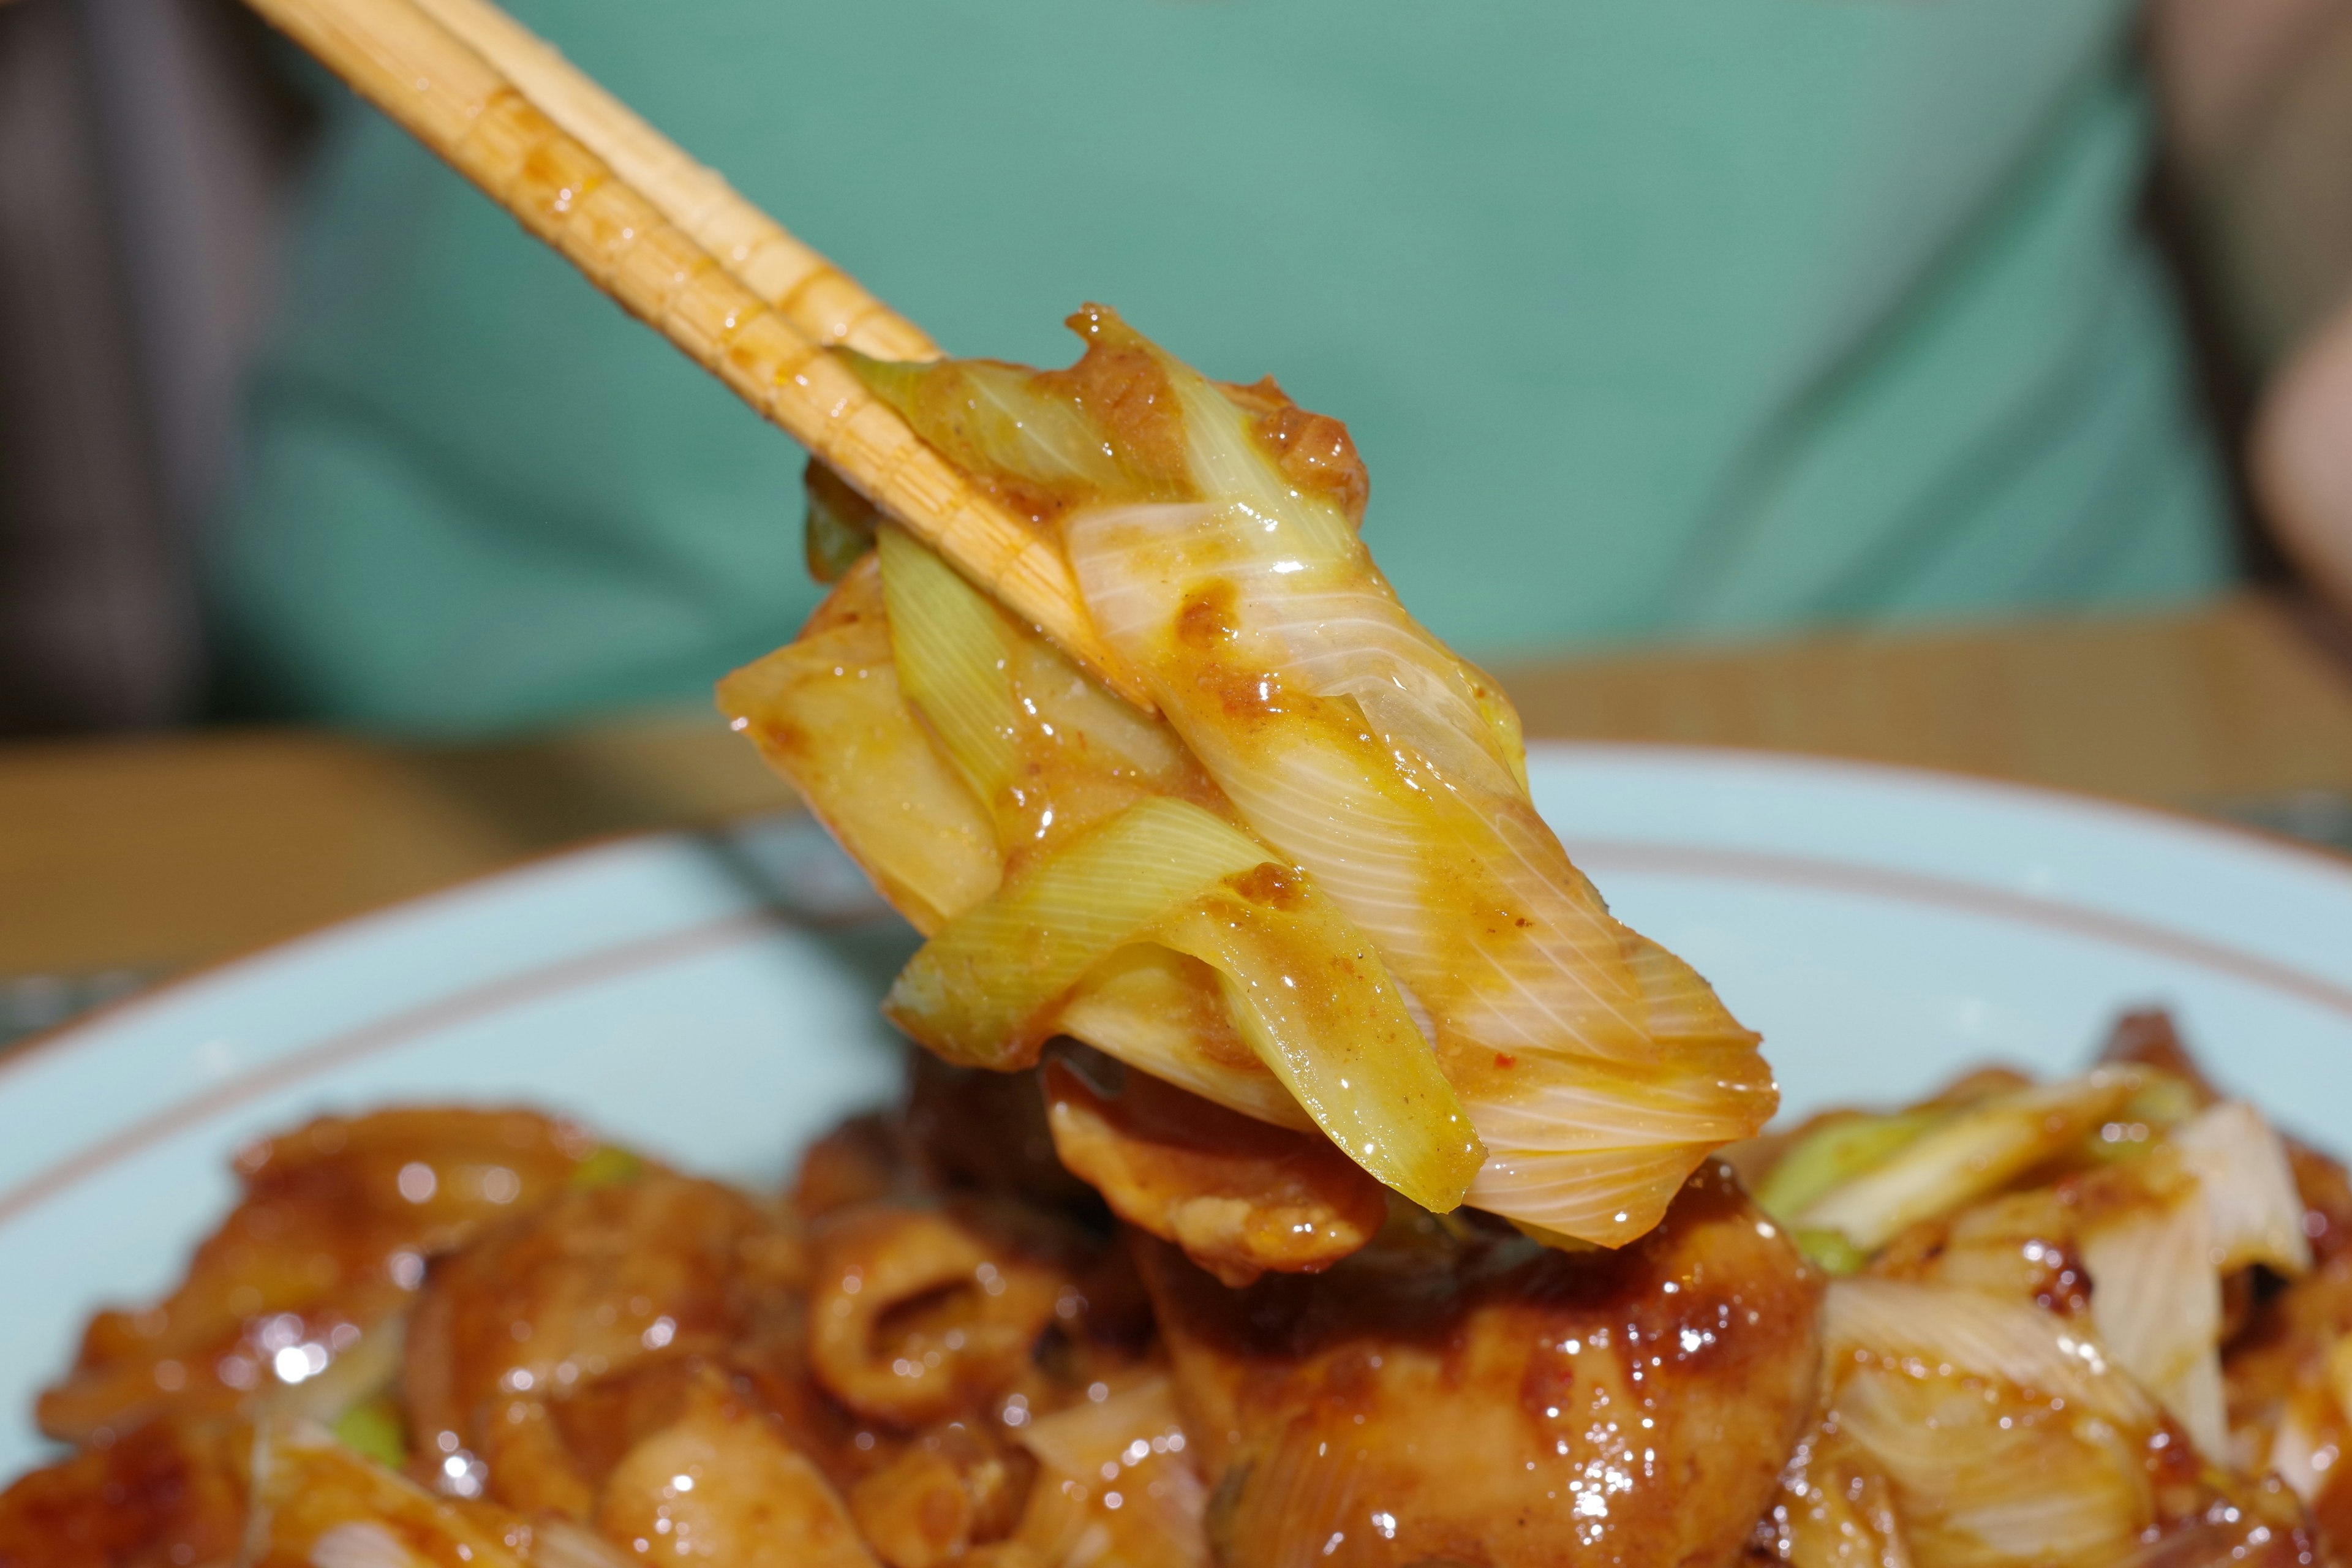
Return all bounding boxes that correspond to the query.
[5,743,2350,1474]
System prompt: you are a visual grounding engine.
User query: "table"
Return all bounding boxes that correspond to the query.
[8,590,2352,1039]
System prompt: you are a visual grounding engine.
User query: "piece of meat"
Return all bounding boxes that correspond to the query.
[1140,1161,1822,1566]
[243,1417,539,1568]
[0,1417,246,1568]
[38,1107,592,1446]
[402,1172,801,1516]
[1040,1053,1385,1286]
[797,1112,928,1223]
[595,1372,876,1567]
[803,1202,1072,1429]
[907,1055,1107,1221]
[2098,1009,2223,1102]
[795,1058,1106,1230]
[847,1419,1036,1566]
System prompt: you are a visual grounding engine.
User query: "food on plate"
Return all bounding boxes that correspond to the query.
[0,1045,1815,1568]
[722,307,1776,1254]
[1735,1012,2331,1568]
[4,1014,2346,1567]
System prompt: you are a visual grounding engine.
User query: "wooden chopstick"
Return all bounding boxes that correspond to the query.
[401,0,938,364]
[241,0,1148,707]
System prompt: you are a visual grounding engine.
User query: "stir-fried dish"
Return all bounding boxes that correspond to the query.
[725,307,1772,1251]
[9,317,2343,1567]
[6,1013,2347,1568]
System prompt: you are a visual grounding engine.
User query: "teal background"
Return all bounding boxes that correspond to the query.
[216,0,2231,733]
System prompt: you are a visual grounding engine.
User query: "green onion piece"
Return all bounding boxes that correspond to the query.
[1796,1072,2139,1251]
[331,1394,408,1469]
[876,524,1018,808]
[886,797,1482,1212]
[1755,1110,1945,1222]
[843,351,1131,499]
[804,461,876,584]
[569,1145,644,1191]
[1794,1228,1869,1276]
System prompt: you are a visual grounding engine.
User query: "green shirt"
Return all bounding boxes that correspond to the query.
[215,0,2230,733]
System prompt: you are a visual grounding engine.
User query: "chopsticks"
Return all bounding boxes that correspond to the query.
[401,0,937,364]
[241,0,1148,707]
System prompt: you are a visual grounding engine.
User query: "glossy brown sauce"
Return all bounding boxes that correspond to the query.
[39,1109,591,1449]
[1144,1162,1822,1566]
[1,1076,1827,1567]
[1217,374,1370,527]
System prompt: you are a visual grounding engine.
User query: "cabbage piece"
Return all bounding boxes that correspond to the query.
[716,557,1001,933]
[2076,1153,2228,1456]
[1795,1072,2138,1251]
[886,796,1482,1211]
[2074,1101,2309,1460]
[2171,1100,2313,1276]
[1816,1280,2310,1568]
[1819,1280,2162,1568]
[1049,309,1771,1244]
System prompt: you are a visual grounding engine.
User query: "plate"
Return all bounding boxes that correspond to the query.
[4,741,2350,1474]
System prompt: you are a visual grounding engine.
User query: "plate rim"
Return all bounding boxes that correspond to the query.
[11,739,2348,1080]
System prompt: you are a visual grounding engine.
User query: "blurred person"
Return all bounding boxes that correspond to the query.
[209,0,2352,734]
[2152,0,2352,614]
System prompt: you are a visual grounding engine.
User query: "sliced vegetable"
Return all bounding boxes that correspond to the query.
[885,797,1274,1064]
[802,459,877,583]
[846,347,1143,514]
[1012,1374,1208,1566]
[1821,1280,2160,1568]
[717,557,1003,933]
[1054,947,1311,1131]
[247,1419,530,1568]
[1152,863,1484,1213]
[1795,1072,2138,1251]
[876,521,1019,807]
[2171,1099,2314,1276]
[568,1144,646,1191]
[2076,1154,2228,1455]
[886,797,1482,1210]
[1055,308,1771,1243]
[1793,1227,1869,1276]
[330,1395,407,1469]
[1755,1108,1947,1223]
[1824,1277,2157,1426]
[1814,1278,2305,1568]
[766,311,1772,1240]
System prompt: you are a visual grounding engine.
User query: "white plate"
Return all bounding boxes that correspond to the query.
[4,742,2350,1474]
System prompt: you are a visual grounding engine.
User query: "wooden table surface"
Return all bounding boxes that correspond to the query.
[9,590,2352,1031]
